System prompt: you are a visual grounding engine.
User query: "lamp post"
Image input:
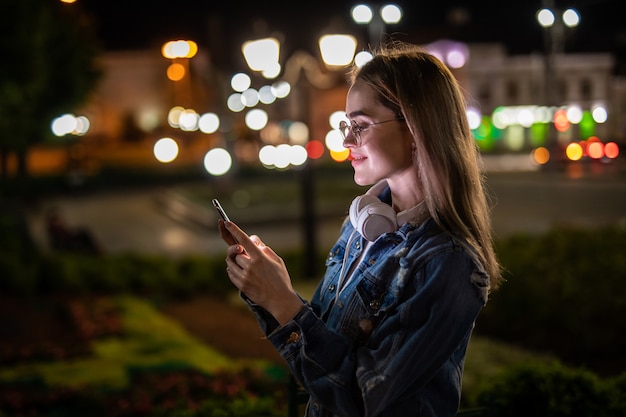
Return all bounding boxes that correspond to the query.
[241,34,356,279]
[536,2,580,108]
[351,3,403,48]
[162,40,198,107]
[536,1,580,149]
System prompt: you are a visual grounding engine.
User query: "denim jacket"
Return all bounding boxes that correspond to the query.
[246,192,490,417]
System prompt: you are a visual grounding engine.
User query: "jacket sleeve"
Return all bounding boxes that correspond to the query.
[247,247,488,417]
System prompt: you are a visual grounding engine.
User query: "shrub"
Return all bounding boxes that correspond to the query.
[478,226,626,375]
[476,362,624,417]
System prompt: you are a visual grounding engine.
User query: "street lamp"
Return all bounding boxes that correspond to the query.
[536,1,580,149]
[351,3,403,48]
[241,34,356,278]
[536,2,580,106]
[161,40,198,107]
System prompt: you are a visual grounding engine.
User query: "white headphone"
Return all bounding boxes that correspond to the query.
[349,181,397,242]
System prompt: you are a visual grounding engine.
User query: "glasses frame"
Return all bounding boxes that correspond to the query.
[338,117,404,146]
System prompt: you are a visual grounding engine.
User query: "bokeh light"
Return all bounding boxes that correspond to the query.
[153,138,179,163]
[330,148,350,162]
[198,112,220,134]
[604,142,620,159]
[204,148,232,176]
[532,147,550,165]
[231,73,251,92]
[245,109,268,130]
[51,113,90,136]
[306,140,325,159]
[351,4,374,24]
[325,129,345,152]
[380,4,402,24]
[587,141,605,159]
[566,142,583,161]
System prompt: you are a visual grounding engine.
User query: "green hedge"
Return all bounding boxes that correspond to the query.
[0,252,220,298]
[476,362,626,417]
[2,205,625,375]
[477,226,626,376]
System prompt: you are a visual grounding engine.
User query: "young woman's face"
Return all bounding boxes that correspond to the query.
[344,80,415,186]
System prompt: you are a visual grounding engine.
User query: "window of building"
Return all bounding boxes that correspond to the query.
[506,80,518,102]
[479,83,491,106]
[581,78,592,101]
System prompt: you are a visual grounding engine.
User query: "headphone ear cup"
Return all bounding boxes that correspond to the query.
[349,195,377,229]
[349,195,397,241]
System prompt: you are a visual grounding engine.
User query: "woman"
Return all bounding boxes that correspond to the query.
[219,42,502,417]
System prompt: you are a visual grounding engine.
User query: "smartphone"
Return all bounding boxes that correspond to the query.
[212,198,240,245]
[212,198,231,223]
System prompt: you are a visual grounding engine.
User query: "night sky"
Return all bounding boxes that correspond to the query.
[76,0,625,71]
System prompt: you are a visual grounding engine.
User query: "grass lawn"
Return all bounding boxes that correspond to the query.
[0,296,274,390]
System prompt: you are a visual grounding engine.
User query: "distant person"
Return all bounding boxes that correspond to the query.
[45,207,103,255]
[218,42,502,417]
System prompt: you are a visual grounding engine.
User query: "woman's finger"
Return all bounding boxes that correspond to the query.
[223,221,261,256]
[217,219,238,246]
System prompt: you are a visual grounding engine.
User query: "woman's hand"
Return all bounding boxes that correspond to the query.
[218,219,304,325]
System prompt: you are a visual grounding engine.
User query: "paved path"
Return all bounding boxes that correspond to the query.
[25,163,626,258]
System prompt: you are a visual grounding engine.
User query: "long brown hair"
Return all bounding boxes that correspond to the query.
[350,42,502,290]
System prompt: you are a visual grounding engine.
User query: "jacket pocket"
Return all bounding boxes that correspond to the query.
[338,274,396,345]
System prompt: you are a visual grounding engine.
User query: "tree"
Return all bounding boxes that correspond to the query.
[0,0,101,184]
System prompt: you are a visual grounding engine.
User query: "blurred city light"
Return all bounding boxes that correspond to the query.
[289,145,308,166]
[288,121,309,145]
[153,137,179,163]
[318,35,357,67]
[241,38,280,72]
[166,63,185,81]
[566,142,583,161]
[306,140,325,159]
[329,111,347,127]
[537,8,556,27]
[351,3,403,49]
[554,109,570,132]
[227,94,245,112]
[330,148,350,162]
[532,147,551,165]
[203,148,232,175]
[258,85,277,104]
[241,88,260,107]
[566,105,583,124]
[262,62,282,79]
[466,108,481,130]
[351,4,374,23]
[587,140,605,159]
[178,109,199,131]
[51,113,90,136]
[425,40,469,68]
[354,50,374,67]
[592,105,608,123]
[562,8,581,27]
[162,40,198,59]
[325,129,345,152]
[231,73,252,92]
[380,4,402,24]
[245,109,269,130]
[198,112,220,134]
[604,142,620,159]
[168,106,184,128]
[271,81,290,98]
[351,4,403,25]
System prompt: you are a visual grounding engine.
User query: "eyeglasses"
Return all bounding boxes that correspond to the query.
[338,117,404,146]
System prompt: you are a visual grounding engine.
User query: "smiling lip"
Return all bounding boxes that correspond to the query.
[350,153,366,166]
